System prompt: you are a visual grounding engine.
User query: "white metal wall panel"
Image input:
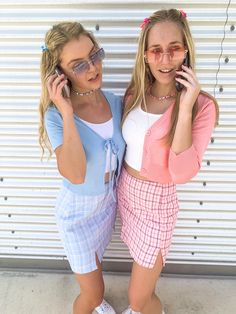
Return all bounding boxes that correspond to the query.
[0,0,235,273]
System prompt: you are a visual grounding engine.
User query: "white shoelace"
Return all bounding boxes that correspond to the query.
[96,300,111,313]
[129,309,141,314]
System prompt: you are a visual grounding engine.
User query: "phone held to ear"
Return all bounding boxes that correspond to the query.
[175,53,190,92]
[55,66,71,98]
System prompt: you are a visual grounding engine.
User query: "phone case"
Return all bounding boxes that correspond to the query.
[175,54,190,92]
[55,67,70,98]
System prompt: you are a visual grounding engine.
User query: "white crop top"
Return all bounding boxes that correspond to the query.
[79,117,116,172]
[122,105,161,171]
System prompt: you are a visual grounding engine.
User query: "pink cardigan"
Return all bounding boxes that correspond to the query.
[139,93,217,184]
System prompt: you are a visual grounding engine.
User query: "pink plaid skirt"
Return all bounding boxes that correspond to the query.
[117,167,179,268]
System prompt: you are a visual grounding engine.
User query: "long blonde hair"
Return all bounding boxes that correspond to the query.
[39,22,98,157]
[123,9,219,145]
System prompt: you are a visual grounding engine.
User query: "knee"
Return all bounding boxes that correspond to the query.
[128,288,151,312]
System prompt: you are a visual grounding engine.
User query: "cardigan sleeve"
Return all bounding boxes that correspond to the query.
[168,98,217,184]
[44,107,63,151]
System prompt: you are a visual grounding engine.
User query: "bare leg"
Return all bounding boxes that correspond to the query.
[128,251,164,314]
[73,254,104,314]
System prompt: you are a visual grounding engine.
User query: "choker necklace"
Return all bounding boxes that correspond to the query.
[71,87,97,96]
[147,86,176,101]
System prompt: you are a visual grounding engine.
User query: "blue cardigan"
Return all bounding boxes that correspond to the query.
[45,90,126,196]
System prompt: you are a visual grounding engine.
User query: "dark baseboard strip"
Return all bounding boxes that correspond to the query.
[0,257,235,277]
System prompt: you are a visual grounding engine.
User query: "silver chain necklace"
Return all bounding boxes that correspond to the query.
[71,87,97,96]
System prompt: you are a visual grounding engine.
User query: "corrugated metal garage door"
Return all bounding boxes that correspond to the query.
[0,0,235,275]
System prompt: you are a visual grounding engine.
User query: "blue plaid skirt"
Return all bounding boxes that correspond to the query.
[55,184,116,274]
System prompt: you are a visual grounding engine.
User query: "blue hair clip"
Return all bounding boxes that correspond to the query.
[41,44,48,52]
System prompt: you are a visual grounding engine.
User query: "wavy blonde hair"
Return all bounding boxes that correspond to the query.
[39,22,98,157]
[123,8,219,145]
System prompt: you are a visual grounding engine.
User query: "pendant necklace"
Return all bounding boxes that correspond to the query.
[147,86,176,101]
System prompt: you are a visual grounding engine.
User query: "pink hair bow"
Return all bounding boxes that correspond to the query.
[140,17,150,29]
[179,9,187,18]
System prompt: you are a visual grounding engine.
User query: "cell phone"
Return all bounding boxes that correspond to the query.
[175,53,190,92]
[55,66,70,98]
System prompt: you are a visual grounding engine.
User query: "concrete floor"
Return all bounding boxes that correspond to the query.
[0,271,235,314]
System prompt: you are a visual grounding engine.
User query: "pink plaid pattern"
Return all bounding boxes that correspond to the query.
[117,167,179,268]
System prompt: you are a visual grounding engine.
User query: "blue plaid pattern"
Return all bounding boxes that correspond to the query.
[54,184,116,273]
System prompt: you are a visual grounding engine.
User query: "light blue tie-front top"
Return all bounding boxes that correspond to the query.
[45,90,126,197]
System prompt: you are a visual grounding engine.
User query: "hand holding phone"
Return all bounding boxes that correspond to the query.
[55,66,71,98]
[175,53,190,92]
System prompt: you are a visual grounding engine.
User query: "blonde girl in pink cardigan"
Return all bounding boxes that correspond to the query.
[118,9,219,314]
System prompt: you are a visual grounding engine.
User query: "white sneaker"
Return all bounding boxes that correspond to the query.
[122,306,164,314]
[121,306,141,314]
[95,299,116,314]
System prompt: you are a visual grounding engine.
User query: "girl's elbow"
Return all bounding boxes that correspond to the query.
[59,168,86,184]
[69,174,85,184]
[171,166,200,184]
